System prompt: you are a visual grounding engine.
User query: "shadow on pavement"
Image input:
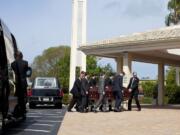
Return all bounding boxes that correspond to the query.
[137,104,180,110]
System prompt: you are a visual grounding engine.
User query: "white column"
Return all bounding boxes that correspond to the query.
[80,0,87,72]
[123,53,132,87]
[69,0,78,90]
[176,67,180,86]
[69,0,87,90]
[158,63,164,106]
[116,57,123,73]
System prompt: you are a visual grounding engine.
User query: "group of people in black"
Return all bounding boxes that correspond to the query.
[68,71,141,113]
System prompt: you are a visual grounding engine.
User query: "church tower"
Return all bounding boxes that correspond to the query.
[69,0,87,90]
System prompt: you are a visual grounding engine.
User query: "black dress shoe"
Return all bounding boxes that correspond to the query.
[85,108,89,112]
[109,108,113,111]
[138,108,141,111]
[68,110,73,112]
[114,109,121,112]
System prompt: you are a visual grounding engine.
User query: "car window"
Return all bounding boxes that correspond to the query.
[35,78,57,88]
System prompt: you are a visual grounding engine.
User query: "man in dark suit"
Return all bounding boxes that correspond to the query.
[81,72,89,112]
[127,72,141,111]
[11,51,28,117]
[112,72,125,112]
[68,71,85,112]
[89,74,97,88]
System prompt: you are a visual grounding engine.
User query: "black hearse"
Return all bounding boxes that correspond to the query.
[0,19,29,133]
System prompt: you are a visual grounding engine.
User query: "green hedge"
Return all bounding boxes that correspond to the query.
[140,97,152,104]
[141,81,180,104]
[165,85,180,104]
[141,81,157,97]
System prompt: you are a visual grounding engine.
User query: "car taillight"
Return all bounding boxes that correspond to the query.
[59,89,64,97]
[27,89,32,97]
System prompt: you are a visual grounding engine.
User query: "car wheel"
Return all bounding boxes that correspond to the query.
[29,103,36,109]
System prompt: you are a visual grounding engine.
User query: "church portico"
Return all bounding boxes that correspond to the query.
[79,25,180,105]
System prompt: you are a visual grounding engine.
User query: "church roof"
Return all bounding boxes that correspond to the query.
[79,25,180,51]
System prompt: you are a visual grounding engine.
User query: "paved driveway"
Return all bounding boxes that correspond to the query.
[4,106,66,135]
[58,106,180,135]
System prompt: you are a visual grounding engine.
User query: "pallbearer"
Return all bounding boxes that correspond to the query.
[127,72,141,111]
[68,71,85,112]
[112,72,125,112]
[80,72,89,112]
[93,73,107,112]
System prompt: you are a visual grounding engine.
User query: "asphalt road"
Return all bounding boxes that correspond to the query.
[4,106,66,135]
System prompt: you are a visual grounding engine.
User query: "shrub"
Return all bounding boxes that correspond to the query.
[165,84,177,98]
[62,93,71,105]
[141,81,157,97]
[165,85,180,104]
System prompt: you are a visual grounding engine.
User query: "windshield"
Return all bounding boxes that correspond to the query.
[35,78,57,88]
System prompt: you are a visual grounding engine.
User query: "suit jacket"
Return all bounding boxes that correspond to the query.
[70,78,81,97]
[112,74,123,92]
[89,78,97,87]
[127,77,139,92]
[105,77,112,86]
[11,59,28,88]
[81,78,89,96]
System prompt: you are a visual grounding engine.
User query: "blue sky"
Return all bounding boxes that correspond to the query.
[0,0,169,79]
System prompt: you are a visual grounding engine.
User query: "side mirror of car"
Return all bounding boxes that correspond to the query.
[26,67,32,77]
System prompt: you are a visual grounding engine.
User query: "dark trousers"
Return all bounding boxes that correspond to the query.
[86,95,89,109]
[68,95,81,111]
[113,91,122,110]
[81,95,89,111]
[81,95,88,111]
[17,85,27,115]
[128,90,141,110]
[18,95,27,114]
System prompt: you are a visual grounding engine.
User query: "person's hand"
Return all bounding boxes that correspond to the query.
[103,91,105,95]
[90,86,93,89]
[86,91,88,95]
[105,86,109,89]
[129,89,132,92]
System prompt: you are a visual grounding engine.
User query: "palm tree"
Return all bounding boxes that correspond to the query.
[165,0,180,26]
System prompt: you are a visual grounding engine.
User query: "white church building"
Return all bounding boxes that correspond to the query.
[70,0,180,106]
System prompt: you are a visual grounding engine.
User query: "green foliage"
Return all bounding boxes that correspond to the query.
[165,85,180,104]
[86,55,101,75]
[31,46,70,89]
[141,81,157,97]
[62,93,71,105]
[165,66,180,103]
[165,84,177,97]
[31,46,114,90]
[165,0,180,26]
[140,97,152,104]
[56,47,70,90]
[166,67,176,85]
[86,56,113,76]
